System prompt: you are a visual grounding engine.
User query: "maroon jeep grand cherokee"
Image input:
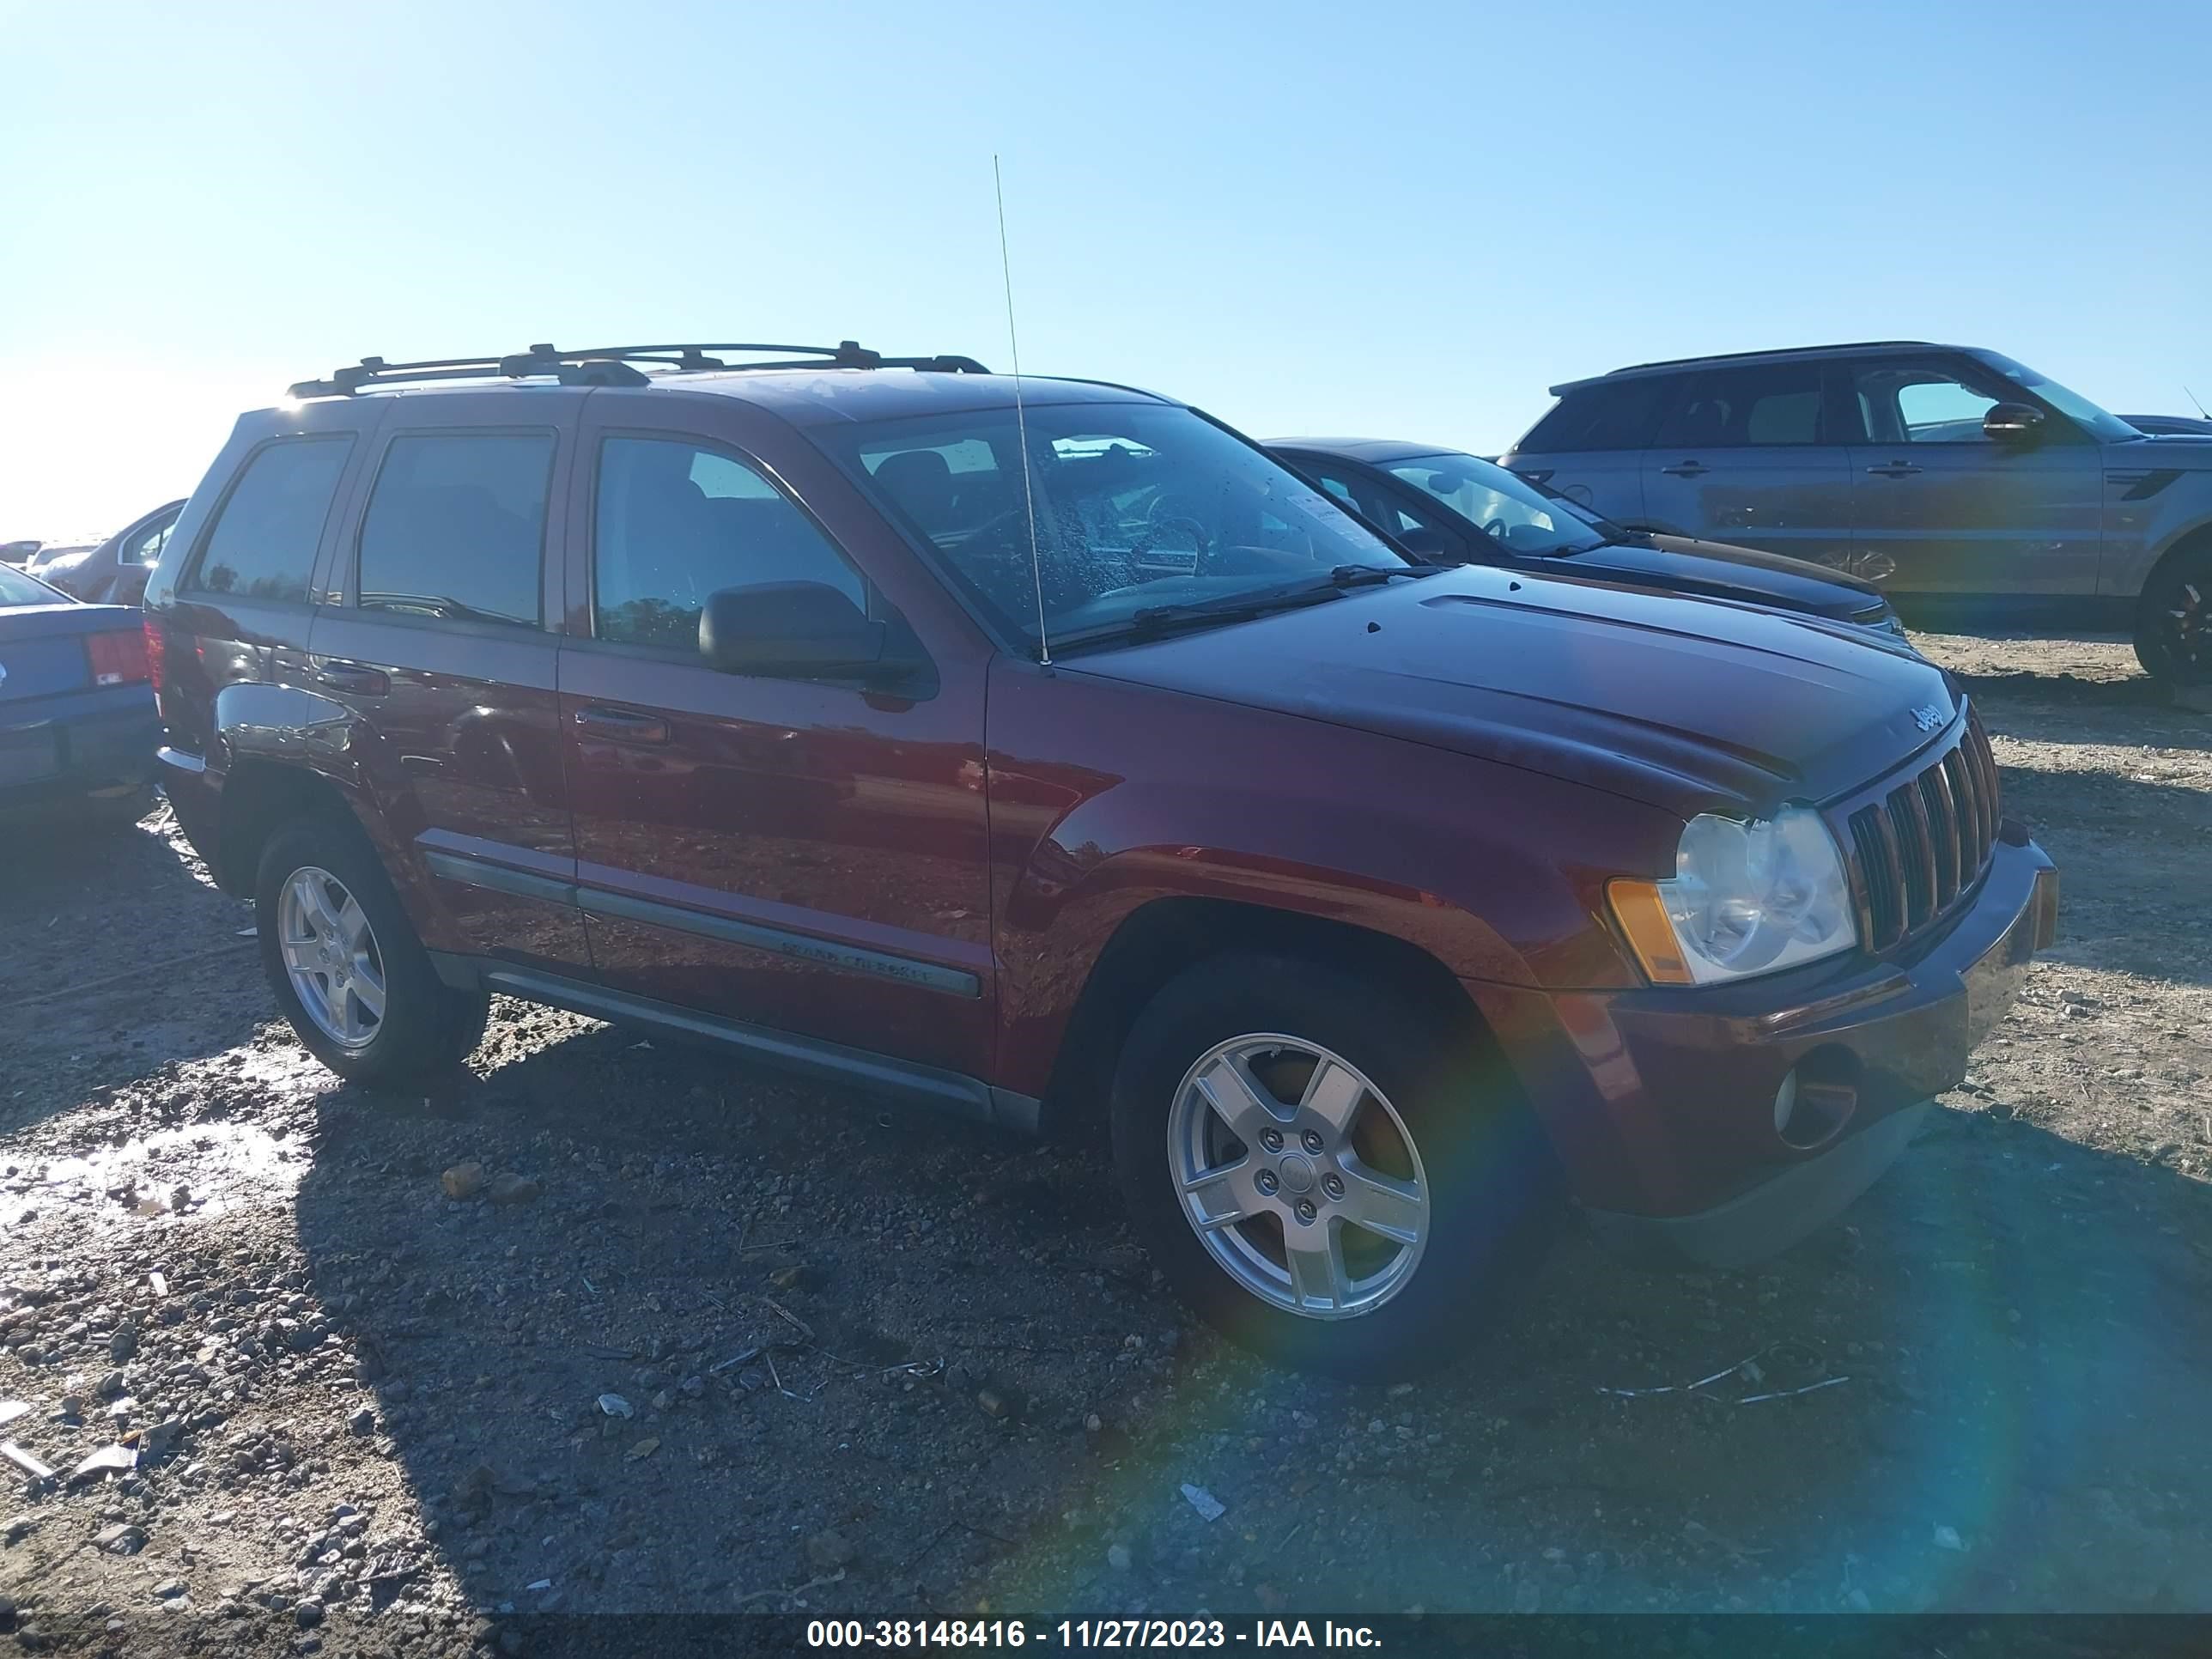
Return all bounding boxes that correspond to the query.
[143,342,2057,1376]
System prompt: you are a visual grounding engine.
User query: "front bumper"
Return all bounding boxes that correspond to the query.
[1473,836,2057,1267]
[0,690,160,823]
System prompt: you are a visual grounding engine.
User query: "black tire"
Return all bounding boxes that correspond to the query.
[1109,951,1559,1380]
[2134,540,2212,684]
[253,816,488,1085]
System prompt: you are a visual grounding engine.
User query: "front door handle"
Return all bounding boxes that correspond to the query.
[574,705,671,744]
[1865,461,1923,477]
[1659,460,1709,478]
[312,659,389,696]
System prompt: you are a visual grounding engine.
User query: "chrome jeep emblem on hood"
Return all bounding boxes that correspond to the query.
[1911,702,1946,732]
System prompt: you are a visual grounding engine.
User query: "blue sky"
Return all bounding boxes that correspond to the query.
[5,0,2209,538]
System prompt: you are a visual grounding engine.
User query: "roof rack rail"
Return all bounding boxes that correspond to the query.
[287,341,992,399]
[1601,340,1939,377]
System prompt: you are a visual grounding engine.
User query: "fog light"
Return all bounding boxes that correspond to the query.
[1774,1048,1861,1149]
[1773,1071,1801,1137]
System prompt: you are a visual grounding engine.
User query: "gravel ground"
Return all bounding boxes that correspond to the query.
[0,630,2207,1654]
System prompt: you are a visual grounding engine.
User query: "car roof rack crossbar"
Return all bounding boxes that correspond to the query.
[288,340,991,398]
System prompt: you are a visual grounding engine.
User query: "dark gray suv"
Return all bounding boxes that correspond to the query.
[1499,341,2212,682]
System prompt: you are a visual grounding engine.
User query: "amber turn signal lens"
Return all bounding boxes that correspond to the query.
[1607,878,1695,986]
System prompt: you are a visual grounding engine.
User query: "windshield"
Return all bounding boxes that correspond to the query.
[1974,352,2143,442]
[828,402,1408,653]
[1384,452,1607,556]
[0,564,63,607]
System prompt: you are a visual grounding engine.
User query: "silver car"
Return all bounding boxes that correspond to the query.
[1500,341,2212,682]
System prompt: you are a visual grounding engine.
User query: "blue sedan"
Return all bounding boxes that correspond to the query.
[0,562,160,829]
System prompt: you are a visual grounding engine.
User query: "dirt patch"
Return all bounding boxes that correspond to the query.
[0,631,2207,1652]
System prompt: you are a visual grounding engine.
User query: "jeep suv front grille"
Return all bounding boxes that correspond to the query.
[1842,711,2000,952]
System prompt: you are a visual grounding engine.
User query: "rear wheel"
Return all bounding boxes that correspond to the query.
[254,817,487,1084]
[1109,952,1559,1379]
[2134,540,2212,684]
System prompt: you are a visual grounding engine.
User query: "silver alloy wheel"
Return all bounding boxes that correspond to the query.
[1167,1033,1430,1320]
[276,865,386,1050]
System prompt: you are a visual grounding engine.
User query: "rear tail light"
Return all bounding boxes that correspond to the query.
[143,616,167,693]
[87,628,152,687]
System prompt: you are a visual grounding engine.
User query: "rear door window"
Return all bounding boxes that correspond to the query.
[189,438,354,603]
[356,433,554,627]
[592,436,864,651]
[1656,363,1828,447]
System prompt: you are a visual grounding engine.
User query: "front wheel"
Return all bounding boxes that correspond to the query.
[1109,953,1559,1379]
[2134,542,2212,684]
[254,817,487,1085]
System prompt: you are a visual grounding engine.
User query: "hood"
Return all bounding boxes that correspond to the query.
[1063,566,1957,820]
[2116,434,2212,467]
[1571,532,1886,620]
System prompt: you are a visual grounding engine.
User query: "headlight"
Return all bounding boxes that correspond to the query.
[1608,805,1858,985]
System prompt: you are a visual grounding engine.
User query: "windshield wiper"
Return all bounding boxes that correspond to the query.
[1049,570,1413,656]
[1046,565,1431,656]
[1320,563,1410,588]
[1127,564,1421,620]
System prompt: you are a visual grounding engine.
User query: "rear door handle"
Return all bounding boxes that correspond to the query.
[1865,461,1923,477]
[311,659,389,696]
[1659,460,1708,478]
[574,705,671,744]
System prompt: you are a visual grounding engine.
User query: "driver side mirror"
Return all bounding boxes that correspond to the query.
[1984,401,2045,444]
[699,582,913,683]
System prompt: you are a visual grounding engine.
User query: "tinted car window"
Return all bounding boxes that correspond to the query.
[1656,364,1826,447]
[594,437,863,652]
[190,438,353,603]
[356,434,553,627]
[1517,376,1677,452]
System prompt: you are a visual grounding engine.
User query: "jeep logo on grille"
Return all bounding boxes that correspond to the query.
[1911,702,1945,732]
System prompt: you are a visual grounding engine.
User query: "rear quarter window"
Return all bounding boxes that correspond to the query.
[186,437,355,604]
[1515,376,1677,453]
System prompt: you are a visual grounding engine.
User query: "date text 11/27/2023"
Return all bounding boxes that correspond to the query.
[805,1619,1385,1648]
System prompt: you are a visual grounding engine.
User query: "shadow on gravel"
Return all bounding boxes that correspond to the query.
[0,805,247,1001]
[289,1017,1153,1615]
[0,808,262,1123]
[285,1012,2212,1617]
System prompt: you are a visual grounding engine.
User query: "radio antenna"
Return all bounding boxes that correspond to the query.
[994,155,1051,665]
[2185,385,2209,422]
